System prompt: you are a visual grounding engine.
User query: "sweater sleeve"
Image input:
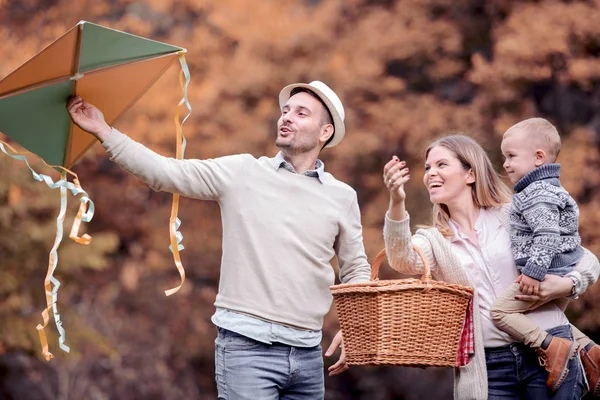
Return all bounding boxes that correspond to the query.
[102,128,244,200]
[335,193,371,284]
[383,212,440,278]
[567,247,600,296]
[517,190,565,281]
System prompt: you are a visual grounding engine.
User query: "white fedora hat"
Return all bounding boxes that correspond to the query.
[278,80,345,148]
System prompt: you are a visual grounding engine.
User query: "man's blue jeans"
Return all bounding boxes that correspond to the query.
[214,328,324,400]
[486,325,585,399]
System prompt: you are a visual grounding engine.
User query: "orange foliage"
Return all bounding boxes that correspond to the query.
[1,1,600,398]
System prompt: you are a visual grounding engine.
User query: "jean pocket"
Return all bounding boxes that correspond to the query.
[224,333,265,351]
[485,349,514,365]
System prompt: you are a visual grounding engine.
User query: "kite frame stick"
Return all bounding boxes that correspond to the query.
[64,23,84,167]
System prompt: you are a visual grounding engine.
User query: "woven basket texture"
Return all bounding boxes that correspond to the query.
[331,245,473,367]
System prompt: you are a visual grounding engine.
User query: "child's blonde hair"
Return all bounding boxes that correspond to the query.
[504,118,561,162]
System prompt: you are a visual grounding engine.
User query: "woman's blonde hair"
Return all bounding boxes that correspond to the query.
[424,134,512,237]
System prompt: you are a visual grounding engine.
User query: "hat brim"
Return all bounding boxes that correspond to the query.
[278,83,345,148]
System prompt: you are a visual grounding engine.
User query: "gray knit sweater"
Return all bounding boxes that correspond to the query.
[384,207,600,400]
[511,164,583,281]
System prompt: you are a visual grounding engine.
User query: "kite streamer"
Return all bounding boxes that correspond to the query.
[165,52,192,297]
[0,140,94,360]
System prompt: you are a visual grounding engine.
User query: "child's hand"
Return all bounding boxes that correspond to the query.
[517,274,540,295]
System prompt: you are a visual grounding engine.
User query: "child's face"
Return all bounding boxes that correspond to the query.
[501,129,538,184]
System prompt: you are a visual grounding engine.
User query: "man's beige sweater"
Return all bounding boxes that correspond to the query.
[102,129,371,330]
[384,207,599,400]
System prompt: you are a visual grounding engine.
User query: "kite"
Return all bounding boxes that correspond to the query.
[0,21,192,360]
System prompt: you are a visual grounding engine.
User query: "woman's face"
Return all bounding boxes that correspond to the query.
[423,146,474,205]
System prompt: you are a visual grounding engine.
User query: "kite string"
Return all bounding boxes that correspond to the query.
[164,52,192,297]
[0,139,94,359]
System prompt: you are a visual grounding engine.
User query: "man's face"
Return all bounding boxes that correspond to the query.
[501,129,538,184]
[276,92,328,154]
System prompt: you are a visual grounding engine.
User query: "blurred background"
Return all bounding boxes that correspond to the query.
[1,0,600,398]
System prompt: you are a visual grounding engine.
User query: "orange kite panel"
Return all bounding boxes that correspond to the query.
[0,27,79,96]
[64,54,179,167]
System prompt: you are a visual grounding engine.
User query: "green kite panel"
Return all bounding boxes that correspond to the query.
[79,22,183,72]
[0,81,73,166]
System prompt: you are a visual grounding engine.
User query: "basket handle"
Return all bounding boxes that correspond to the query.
[370,244,432,283]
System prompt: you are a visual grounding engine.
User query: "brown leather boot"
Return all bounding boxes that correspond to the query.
[536,337,578,391]
[581,344,600,397]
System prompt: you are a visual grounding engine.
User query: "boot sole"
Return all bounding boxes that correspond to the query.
[593,378,600,397]
[551,342,578,391]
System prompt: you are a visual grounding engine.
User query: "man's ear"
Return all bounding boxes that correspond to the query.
[319,124,334,145]
[534,149,546,166]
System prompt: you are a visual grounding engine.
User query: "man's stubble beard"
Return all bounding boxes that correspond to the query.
[275,137,315,156]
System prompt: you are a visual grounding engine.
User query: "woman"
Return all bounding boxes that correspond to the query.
[382,134,599,399]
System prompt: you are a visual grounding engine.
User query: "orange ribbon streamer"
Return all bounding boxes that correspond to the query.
[164,52,192,296]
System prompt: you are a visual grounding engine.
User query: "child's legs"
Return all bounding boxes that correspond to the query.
[571,325,592,349]
[553,298,592,348]
[491,283,548,348]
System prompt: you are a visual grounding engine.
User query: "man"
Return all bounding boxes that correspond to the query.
[66,80,370,399]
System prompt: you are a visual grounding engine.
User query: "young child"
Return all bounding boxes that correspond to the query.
[491,118,600,394]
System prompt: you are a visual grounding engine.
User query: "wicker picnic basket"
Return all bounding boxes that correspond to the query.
[330,244,474,367]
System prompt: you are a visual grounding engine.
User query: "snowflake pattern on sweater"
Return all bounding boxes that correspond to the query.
[510,163,583,281]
